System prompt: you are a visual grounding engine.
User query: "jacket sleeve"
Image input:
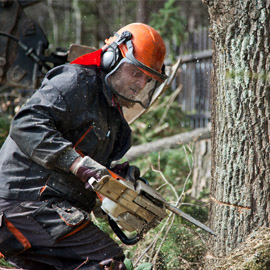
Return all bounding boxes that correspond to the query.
[10,65,85,171]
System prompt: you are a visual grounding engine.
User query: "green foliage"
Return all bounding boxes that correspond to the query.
[121,89,209,269]
[131,89,189,146]
[150,0,186,60]
[0,258,13,268]
[130,148,192,200]
[131,205,207,270]
[135,262,153,270]
[157,223,206,269]
[124,258,134,270]
[0,115,11,147]
[92,217,112,235]
[124,259,153,270]
[129,88,192,193]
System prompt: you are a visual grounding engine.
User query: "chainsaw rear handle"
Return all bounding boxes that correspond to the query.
[108,216,141,245]
[137,176,149,185]
[108,167,149,184]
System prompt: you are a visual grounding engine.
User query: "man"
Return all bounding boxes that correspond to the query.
[0,23,167,270]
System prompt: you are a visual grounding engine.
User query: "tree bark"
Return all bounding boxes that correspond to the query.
[206,227,270,270]
[203,0,270,267]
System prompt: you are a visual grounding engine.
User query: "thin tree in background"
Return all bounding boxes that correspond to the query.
[150,0,186,60]
[136,0,148,23]
[47,0,58,45]
[72,0,82,44]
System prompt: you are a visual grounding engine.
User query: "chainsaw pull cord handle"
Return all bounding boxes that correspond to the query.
[108,216,141,245]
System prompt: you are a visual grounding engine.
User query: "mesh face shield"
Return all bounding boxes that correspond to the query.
[103,32,167,109]
[105,58,162,109]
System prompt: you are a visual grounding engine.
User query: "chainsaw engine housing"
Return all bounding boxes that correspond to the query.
[89,176,167,238]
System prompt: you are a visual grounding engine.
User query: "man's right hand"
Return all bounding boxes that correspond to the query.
[69,156,110,188]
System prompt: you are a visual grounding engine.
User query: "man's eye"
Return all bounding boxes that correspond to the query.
[147,78,152,83]
[132,69,142,77]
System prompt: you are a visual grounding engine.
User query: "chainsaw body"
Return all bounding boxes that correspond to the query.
[89,172,216,245]
[89,175,167,243]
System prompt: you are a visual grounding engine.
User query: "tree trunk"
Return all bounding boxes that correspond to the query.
[47,0,58,46]
[191,139,211,199]
[72,0,82,44]
[206,227,270,270]
[136,0,148,23]
[203,0,270,267]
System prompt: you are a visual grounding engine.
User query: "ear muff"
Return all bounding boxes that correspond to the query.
[101,31,132,72]
[101,47,121,72]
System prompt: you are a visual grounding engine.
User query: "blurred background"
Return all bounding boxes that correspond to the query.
[0,1,213,269]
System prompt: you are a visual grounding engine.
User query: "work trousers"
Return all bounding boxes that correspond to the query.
[0,198,124,270]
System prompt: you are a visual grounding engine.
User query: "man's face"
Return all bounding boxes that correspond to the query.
[107,62,151,108]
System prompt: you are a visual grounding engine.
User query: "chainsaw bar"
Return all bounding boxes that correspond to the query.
[165,203,216,236]
[135,180,216,236]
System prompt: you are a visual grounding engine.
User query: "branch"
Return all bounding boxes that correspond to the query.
[157,85,183,127]
[124,127,211,162]
[134,147,194,267]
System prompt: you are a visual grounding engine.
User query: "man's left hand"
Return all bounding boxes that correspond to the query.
[110,162,140,182]
[99,258,126,270]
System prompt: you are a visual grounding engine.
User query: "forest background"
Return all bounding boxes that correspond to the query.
[0,0,212,269]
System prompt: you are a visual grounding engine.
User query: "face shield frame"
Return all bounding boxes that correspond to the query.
[105,58,162,109]
[124,39,168,82]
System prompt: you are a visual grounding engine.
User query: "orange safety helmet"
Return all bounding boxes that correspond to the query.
[103,23,167,82]
[102,23,167,109]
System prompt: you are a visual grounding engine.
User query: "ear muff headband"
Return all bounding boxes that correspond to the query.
[101,31,132,72]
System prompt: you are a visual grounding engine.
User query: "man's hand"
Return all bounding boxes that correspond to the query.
[110,162,140,183]
[99,258,127,270]
[110,161,130,178]
[70,156,110,189]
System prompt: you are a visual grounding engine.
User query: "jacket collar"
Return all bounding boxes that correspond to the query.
[71,49,102,66]
[71,49,120,110]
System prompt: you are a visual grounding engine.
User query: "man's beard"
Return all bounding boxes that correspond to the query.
[114,95,136,108]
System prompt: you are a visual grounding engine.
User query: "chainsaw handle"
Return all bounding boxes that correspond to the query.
[138,177,149,185]
[108,216,141,245]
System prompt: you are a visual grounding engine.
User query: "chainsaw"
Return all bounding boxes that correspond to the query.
[88,170,216,245]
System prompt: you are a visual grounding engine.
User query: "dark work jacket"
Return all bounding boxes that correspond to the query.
[0,64,131,211]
